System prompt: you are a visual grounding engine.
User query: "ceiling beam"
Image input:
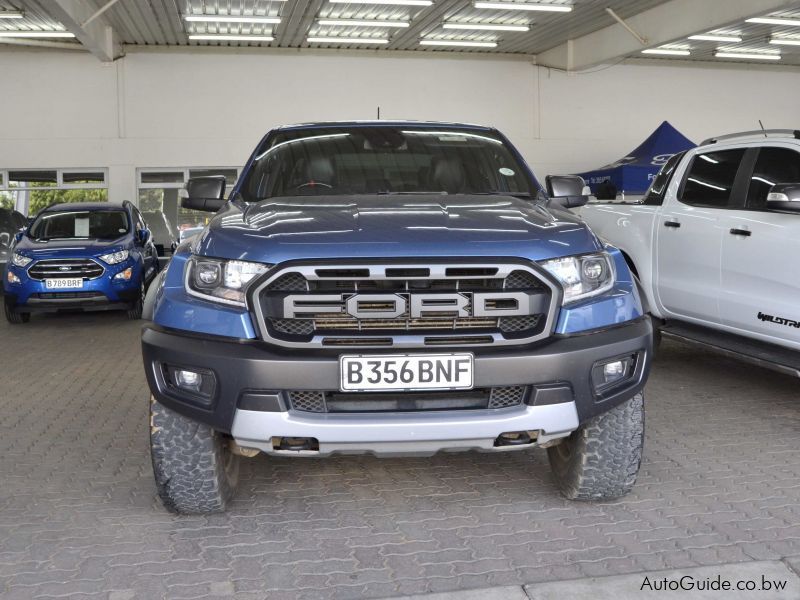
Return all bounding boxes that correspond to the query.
[536,0,798,71]
[45,0,123,62]
[388,0,465,51]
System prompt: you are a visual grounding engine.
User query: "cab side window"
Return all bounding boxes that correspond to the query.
[746,147,800,210]
[679,149,745,208]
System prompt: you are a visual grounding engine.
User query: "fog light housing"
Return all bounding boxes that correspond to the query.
[591,354,637,394]
[162,364,216,403]
[114,267,133,281]
[6,271,20,284]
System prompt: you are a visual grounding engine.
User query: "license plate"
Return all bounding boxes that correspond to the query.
[340,353,474,392]
[45,278,83,289]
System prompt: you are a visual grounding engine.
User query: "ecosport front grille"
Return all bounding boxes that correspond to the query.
[251,262,559,349]
[27,258,104,280]
[288,386,529,413]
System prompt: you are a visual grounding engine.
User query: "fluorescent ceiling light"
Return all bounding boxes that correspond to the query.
[184,15,281,24]
[328,0,433,6]
[420,39,498,47]
[307,36,390,43]
[0,11,23,19]
[715,51,781,60]
[747,16,800,27]
[769,37,800,46]
[443,22,529,31]
[0,31,75,38]
[473,2,572,12]
[189,34,274,41]
[317,19,410,27]
[688,34,742,43]
[641,48,690,56]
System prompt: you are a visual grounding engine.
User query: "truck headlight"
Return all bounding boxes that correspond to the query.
[99,250,129,265]
[185,256,271,307]
[540,252,615,304]
[11,253,32,267]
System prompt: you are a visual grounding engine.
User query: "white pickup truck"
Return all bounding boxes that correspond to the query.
[579,129,800,376]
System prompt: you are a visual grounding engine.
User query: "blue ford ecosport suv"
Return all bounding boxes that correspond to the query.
[141,121,653,513]
[4,200,159,323]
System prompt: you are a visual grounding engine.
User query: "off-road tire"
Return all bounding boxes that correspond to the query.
[127,283,145,320]
[548,392,644,501]
[149,396,240,513]
[4,300,29,324]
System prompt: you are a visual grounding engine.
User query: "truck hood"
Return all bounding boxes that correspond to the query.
[196,194,602,263]
[13,235,128,260]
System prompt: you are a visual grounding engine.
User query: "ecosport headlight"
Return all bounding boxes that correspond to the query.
[540,252,615,304]
[11,253,32,267]
[99,249,129,265]
[185,256,271,307]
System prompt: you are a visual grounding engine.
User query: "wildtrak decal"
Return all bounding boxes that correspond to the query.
[758,312,800,329]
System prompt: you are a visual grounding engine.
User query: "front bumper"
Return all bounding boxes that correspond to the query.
[142,318,652,455]
[4,260,140,313]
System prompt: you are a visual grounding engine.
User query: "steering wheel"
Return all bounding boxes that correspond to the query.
[296,181,333,190]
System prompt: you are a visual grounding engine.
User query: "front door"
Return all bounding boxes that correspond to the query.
[655,148,746,325]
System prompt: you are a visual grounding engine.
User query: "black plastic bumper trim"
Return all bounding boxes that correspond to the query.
[142,317,652,434]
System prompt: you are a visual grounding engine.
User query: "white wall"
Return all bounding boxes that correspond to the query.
[1,46,799,202]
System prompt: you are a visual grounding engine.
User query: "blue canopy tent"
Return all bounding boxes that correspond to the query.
[576,121,695,196]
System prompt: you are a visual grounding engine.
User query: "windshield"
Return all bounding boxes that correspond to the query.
[30,209,130,241]
[240,126,534,201]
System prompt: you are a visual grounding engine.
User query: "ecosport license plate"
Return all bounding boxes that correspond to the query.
[45,278,83,289]
[339,353,474,392]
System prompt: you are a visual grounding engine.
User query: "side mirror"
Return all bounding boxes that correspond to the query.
[14,231,24,243]
[137,227,151,245]
[0,232,9,248]
[182,176,227,212]
[26,216,35,226]
[766,183,800,213]
[545,175,590,209]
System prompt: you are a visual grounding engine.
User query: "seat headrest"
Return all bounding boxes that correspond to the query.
[306,156,335,184]
[430,156,465,194]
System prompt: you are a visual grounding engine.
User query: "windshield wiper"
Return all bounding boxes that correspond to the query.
[374,191,448,195]
[471,191,532,198]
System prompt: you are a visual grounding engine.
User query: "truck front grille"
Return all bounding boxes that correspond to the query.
[28,258,104,280]
[251,262,558,349]
[288,386,528,413]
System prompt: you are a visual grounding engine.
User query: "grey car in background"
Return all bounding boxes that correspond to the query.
[0,207,26,267]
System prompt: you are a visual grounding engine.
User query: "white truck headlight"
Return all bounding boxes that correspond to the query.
[11,253,32,267]
[541,252,615,304]
[99,249,129,265]
[185,256,271,307]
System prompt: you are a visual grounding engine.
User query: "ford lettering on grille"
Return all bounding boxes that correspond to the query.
[282,292,537,319]
[251,263,560,349]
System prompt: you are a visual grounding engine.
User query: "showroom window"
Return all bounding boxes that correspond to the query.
[679,149,745,208]
[746,147,800,210]
[137,167,240,245]
[0,168,108,216]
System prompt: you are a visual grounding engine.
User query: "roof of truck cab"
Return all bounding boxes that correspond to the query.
[275,120,496,132]
[43,203,127,212]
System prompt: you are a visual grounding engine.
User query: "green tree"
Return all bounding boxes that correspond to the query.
[28,186,108,215]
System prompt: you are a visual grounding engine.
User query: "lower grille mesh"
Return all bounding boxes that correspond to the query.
[288,386,527,413]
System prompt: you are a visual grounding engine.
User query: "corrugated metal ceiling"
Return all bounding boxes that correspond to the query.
[4,0,800,64]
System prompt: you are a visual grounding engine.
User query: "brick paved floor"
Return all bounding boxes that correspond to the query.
[1,312,800,599]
